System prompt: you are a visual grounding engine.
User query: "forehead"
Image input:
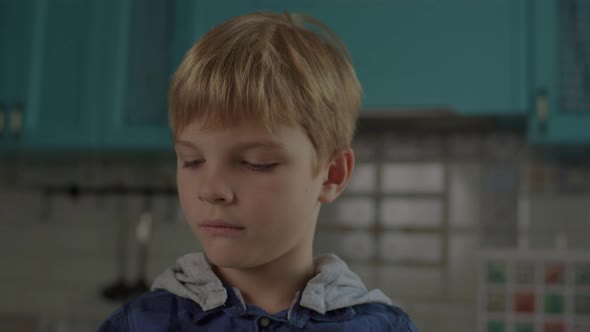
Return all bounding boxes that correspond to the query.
[175,119,310,151]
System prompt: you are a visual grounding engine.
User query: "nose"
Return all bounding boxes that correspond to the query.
[198,170,234,205]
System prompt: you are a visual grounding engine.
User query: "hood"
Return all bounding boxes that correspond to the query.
[151,252,392,314]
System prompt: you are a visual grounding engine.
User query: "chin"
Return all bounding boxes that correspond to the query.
[203,246,252,269]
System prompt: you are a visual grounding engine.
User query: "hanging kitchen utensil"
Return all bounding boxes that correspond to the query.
[130,205,153,295]
[100,188,133,301]
[100,212,131,301]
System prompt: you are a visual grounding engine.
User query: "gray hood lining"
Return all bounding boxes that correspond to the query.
[151,252,392,315]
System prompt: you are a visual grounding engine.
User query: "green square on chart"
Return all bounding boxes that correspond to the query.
[488,262,507,283]
[487,292,506,312]
[515,322,535,332]
[488,320,506,332]
[544,294,565,314]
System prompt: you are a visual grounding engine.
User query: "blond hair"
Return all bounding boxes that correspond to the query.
[169,12,362,171]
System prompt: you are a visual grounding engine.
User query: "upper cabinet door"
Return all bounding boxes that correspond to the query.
[307,0,529,114]
[529,0,590,144]
[20,0,102,149]
[103,0,275,151]
[0,0,35,149]
[102,0,175,150]
[251,0,529,114]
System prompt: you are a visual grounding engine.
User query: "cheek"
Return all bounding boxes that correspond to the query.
[176,172,198,219]
[176,171,188,199]
[252,171,303,199]
[244,171,320,218]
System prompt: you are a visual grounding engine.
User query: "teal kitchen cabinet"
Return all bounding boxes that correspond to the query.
[1,0,178,152]
[529,0,590,144]
[0,0,105,151]
[162,0,528,124]
[0,1,536,151]
[254,0,529,114]
[101,0,266,150]
[101,0,175,150]
[0,0,35,149]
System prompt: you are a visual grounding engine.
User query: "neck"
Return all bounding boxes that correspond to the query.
[213,245,315,314]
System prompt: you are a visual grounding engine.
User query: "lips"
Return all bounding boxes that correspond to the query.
[201,219,245,229]
[200,219,245,236]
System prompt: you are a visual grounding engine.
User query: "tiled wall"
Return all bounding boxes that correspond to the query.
[1,132,589,332]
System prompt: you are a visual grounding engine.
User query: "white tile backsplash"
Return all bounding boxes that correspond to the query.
[383,134,445,160]
[382,163,444,193]
[377,266,443,299]
[379,233,442,263]
[380,198,443,227]
[346,163,376,193]
[449,134,483,158]
[484,133,527,159]
[48,195,113,224]
[313,231,339,256]
[1,131,588,332]
[448,234,478,300]
[347,263,378,289]
[409,301,476,332]
[527,195,590,231]
[335,198,375,226]
[517,196,530,229]
[351,136,377,161]
[449,162,481,227]
[0,189,43,224]
[383,134,422,159]
[337,231,375,261]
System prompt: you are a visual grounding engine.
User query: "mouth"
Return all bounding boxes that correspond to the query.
[200,219,246,236]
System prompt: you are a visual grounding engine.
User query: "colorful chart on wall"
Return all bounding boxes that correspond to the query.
[479,250,590,332]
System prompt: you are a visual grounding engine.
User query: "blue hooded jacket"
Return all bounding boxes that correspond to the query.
[98,253,419,331]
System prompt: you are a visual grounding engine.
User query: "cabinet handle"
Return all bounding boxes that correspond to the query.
[536,89,548,135]
[0,103,5,136]
[10,104,23,137]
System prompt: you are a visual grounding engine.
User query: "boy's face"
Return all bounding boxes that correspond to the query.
[174,120,326,269]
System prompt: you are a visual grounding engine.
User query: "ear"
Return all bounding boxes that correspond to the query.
[318,148,355,204]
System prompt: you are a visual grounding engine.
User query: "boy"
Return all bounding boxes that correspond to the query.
[99,11,419,331]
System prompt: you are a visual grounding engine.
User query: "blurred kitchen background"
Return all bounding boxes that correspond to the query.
[1,0,590,331]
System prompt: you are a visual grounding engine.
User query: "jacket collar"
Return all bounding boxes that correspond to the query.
[151,252,392,324]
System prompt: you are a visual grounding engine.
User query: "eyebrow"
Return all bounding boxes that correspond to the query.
[174,139,284,152]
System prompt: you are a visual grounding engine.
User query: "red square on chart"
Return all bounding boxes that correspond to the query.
[543,321,565,332]
[514,292,536,314]
[544,263,565,285]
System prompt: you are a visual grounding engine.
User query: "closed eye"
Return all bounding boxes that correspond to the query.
[182,160,204,169]
[241,161,279,172]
